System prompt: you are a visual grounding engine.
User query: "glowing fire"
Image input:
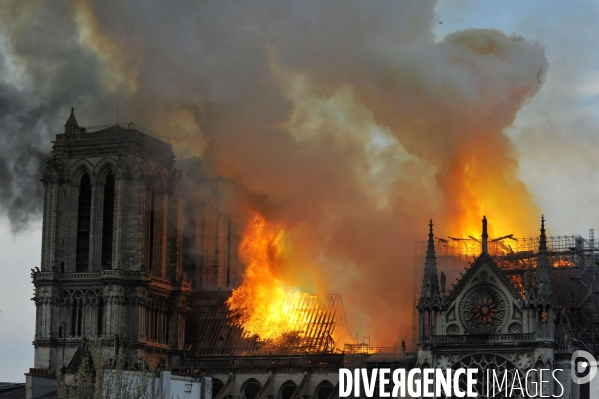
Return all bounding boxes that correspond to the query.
[227,214,304,341]
[443,144,541,242]
[553,259,575,268]
[227,214,356,351]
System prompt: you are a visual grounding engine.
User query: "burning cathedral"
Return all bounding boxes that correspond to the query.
[25,111,585,399]
[28,111,378,399]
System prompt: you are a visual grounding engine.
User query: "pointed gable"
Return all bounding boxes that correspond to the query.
[441,217,525,336]
[446,254,522,305]
[443,254,524,336]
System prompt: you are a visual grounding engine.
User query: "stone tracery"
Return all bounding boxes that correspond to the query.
[460,285,507,335]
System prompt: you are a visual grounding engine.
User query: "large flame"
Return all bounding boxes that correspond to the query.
[443,144,540,241]
[227,214,355,351]
[227,214,304,341]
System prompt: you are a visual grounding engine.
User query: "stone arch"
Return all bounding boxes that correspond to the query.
[535,356,545,369]
[151,168,168,193]
[212,378,224,399]
[94,157,118,185]
[278,380,297,399]
[241,378,262,399]
[416,356,430,368]
[315,380,335,399]
[152,171,166,193]
[95,158,117,270]
[450,353,526,399]
[69,159,94,185]
[141,162,153,178]
[130,163,143,180]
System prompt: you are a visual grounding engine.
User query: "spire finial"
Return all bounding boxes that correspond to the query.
[427,219,435,259]
[421,219,439,300]
[539,215,547,252]
[71,107,74,113]
[482,215,488,255]
[537,215,551,297]
[541,214,545,231]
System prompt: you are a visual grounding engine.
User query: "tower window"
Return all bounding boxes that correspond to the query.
[97,303,103,336]
[148,184,156,273]
[146,174,164,276]
[77,306,83,337]
[76,174,92,271]
[101,174,115,268]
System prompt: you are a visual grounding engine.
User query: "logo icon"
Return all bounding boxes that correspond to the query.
[571,350,597,384]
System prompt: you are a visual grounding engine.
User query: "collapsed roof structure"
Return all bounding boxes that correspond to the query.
[186,292,354,357]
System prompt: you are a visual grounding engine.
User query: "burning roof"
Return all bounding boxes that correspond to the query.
[185,291,354,356]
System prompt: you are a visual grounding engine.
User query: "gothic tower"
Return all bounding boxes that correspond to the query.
[32,110,190,371]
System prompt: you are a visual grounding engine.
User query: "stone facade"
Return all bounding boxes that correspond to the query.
[417,217,579,398]
[32,111,191,371]
[28,111,415,399]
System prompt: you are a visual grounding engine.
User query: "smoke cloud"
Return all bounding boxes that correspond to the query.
[0,1,547,344]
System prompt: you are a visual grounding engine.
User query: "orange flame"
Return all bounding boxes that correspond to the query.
[442,142,540,241]
[553,259,575,268]
[227,214,355,351]
[227,214,303,341]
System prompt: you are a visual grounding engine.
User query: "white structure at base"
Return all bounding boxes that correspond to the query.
[155,371,211,399]
[25,370,211,399]
[103,370,211,399]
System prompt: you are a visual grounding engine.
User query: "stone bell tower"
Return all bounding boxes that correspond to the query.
[32,109,190,372]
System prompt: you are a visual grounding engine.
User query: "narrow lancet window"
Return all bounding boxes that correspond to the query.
[148,184,156,272]
[97,303,103,336]
[145,174,164,275]
[101,174,115,268]
[76,174,92,271]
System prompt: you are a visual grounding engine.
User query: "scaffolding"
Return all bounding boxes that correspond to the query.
[412,231,599,356]
[186,291,355,356]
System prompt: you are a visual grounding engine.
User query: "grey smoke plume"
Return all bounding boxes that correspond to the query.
[0,0,547,343]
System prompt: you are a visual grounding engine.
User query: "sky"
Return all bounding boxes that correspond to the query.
[1,0,599,383]
[435,0,599,232]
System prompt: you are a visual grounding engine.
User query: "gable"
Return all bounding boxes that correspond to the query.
[443,256,524,336]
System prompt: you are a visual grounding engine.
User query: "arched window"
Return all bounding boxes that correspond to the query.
[148,182,156,272]
[212,379,224,399]
[70,299,83,337]
[279,381,297,399]
[76,174,92,271]
[101,174,115,268]
[242,379,262,399]
[315,381,334,399]
[146,174,164,276]
[97,302,103,336]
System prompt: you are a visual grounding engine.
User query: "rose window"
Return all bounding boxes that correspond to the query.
[472,294,498,323]
[460,286,507,334]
